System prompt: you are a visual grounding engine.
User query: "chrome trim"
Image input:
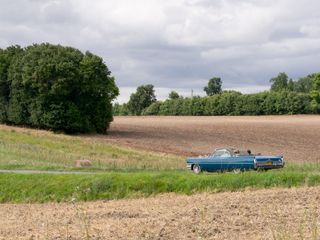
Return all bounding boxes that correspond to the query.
[253,157,257,169]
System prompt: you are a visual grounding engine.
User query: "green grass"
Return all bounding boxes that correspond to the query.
[0,170,320,203]
[0,125,184,171]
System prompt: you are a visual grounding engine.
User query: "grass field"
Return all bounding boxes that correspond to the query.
[1,170,320,203]
[0,125,183,171]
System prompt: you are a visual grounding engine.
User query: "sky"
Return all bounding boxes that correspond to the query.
[1,0,320,103]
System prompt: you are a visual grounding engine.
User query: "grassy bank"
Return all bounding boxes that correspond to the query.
[0,125,184,171]
[1,170,320,203]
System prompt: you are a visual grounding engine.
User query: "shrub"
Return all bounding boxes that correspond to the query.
[142,101,162,115]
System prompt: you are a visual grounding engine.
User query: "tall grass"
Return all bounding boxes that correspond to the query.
[0,125,184,171]
[1,170,320,203]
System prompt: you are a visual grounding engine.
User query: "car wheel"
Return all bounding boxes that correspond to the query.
[193,164,201,174]
[233,168,241,174]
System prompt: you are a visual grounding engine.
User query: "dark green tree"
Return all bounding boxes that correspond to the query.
[142,101,162,115]
[293,75,315,93]
[204,77,222,96]
[0,45,23,122]
[127,84,156,115]
[168,91,180,100]
[270,72,288,91]
[2,43,118,133]
[288,79,294,91]
[310,73,320,113]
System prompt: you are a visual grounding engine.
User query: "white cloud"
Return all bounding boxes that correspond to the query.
[300,24,320,38]
[1,0,320,102]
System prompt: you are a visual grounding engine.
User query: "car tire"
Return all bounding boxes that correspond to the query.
[193,164,201,174]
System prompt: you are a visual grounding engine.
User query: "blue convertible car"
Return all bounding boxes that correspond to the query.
[186,148,285,174]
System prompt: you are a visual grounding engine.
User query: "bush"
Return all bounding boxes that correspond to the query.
[142,101,162,115]
[0,43,118,133]
[141,91,312,116]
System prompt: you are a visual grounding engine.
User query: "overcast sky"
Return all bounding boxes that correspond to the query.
[1,0,320,103]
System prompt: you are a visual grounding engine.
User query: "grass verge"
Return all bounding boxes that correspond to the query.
[1,170,319,203]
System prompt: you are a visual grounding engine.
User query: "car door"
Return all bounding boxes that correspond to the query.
[226,155,243,170]
[215,149,232,171]
[208,154,223,172]
[196,151,221,172]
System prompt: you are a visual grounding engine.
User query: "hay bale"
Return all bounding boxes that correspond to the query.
[75,159,92,168]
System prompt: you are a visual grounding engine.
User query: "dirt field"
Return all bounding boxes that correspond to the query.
[101,115,320,163]
[0,187,319,240]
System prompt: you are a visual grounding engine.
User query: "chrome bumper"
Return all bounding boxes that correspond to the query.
[255,162,285,169]
[186,163,192,170]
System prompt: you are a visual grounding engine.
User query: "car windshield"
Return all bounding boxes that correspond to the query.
[213,148,252,157]
[214,149,231,157]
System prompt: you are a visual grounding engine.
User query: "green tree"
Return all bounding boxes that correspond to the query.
[293,75,315,93]
[288,79,294,91]
[313,73,320,91]
[310,73,320,113]
[168,91,180,100]
[270,72,288,91]
[127,84,156,115]
[2,43,118,133]
[0,45,23,122]
[142,101,162,115]
[113,103,129,116]
[204,77,222,96]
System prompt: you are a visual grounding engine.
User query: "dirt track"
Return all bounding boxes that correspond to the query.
[102,115,320,163]
[1,187,319,240]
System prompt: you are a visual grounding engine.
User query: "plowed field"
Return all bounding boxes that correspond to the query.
[102,115,320,163]
[1,187,319,240]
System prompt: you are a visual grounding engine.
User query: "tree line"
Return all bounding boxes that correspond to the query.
[0,44,118,133]
[114,72,320,116]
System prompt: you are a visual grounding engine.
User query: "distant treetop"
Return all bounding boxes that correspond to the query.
[204,77,222,96]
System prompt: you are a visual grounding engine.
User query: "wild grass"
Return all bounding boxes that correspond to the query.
[1,170,320,203]
[0,125,184,171]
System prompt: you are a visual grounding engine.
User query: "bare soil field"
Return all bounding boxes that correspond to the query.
[1,187,319,240]
[101,115,320,163]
